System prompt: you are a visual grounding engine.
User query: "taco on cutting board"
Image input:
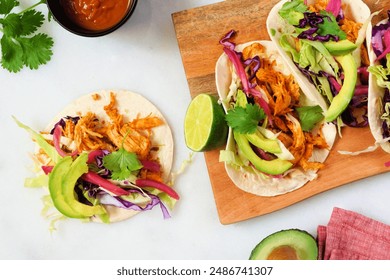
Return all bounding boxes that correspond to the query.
[368,11,390,153]
[266,0,371,128]
[216,30,337,196]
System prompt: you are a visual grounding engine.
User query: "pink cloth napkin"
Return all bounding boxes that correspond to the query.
[317,207,390,260]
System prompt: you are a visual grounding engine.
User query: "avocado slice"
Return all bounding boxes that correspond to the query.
[235,89,248,107]
[62,153,106,217]
[49,154,106,219]
[234,131,292,175]
[323,39,357,56]
[48,156,87,218]
[245,130,282,154]
[249,229,318,260]
[324,53,357,122]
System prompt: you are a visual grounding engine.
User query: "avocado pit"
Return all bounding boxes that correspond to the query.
[267,245,299,260]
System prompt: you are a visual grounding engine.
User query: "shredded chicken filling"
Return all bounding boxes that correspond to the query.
[242,43,328,171]
[57,92,165,181]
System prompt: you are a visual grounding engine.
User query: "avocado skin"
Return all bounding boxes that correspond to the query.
[249,229,318,260]
[324,53,357,122]
[323,39,357,56]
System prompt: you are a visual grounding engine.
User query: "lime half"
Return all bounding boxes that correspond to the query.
[184,93,228,152]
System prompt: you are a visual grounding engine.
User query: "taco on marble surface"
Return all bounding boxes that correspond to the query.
[16,90,177,224]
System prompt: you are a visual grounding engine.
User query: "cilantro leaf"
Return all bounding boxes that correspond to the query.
[2,13,22,37]
[1,35,23,72]
[103,148,143,180]
[0,0,53,72]
[19,33,53,69]
[317,11,347,40]
[225,104,266,134]
[19,10,45,36]
[0,0,18,15]
[296,105,324,132]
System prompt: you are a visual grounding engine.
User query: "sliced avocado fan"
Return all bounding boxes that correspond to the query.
[249,229,318,260]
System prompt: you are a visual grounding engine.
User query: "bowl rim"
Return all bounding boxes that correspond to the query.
[46,0,138,37]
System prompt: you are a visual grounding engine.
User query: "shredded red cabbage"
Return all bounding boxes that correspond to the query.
[97,191,171,219]
[297,12,339,42]
[87,150,106,164]
[297,12,327,28]
[358,66,369,85]
[219,30,272,121]
[49,116,80,134]
[371,11,390,59]
[341,94,368,127]
[375,29,390,61]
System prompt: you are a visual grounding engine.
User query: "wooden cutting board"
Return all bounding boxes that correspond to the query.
[172,0,390,224]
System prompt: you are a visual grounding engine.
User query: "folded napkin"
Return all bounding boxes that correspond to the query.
[317,207,390,260]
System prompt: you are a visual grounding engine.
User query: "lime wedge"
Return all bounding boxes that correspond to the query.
[184,93,228,152]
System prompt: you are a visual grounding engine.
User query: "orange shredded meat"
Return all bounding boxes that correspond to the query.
[61,92,164,163]
[308,0,328,12]
[339,18,362,43]
[242,42,329,171]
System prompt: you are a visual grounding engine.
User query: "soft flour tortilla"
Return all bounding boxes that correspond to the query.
[367,18,390,153]
[45,89,174,222]
[216,40,336,196]
[266,0,371,114]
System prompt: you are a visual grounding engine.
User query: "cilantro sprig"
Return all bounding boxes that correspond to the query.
[0,0,53,72]
[225,104,266,134]
[296,105,324,132]
[103,148,143,180]
[102,131,143,181]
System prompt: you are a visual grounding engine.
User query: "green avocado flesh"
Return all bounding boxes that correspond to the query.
[324,53,357,122]
[234,131,292,175]
[249,229,318,260]
[245,130,281,154]
[323,39,357,56]
[48,154,106,219]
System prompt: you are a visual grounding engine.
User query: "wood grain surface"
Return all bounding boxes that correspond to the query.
[172,0,390,224]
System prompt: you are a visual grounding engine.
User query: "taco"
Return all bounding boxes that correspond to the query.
[367,11,390,153]
[266,0,371,127]
[15,90,177,223]
[216,31,337,196]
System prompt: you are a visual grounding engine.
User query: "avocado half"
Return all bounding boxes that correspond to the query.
[249,229,318,260]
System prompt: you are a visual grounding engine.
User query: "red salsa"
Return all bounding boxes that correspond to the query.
[61,0,131,31]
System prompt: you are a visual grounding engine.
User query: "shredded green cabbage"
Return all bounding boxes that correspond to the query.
[368,53,390,90]
[24,174,48,188]
[13,116,61,163]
